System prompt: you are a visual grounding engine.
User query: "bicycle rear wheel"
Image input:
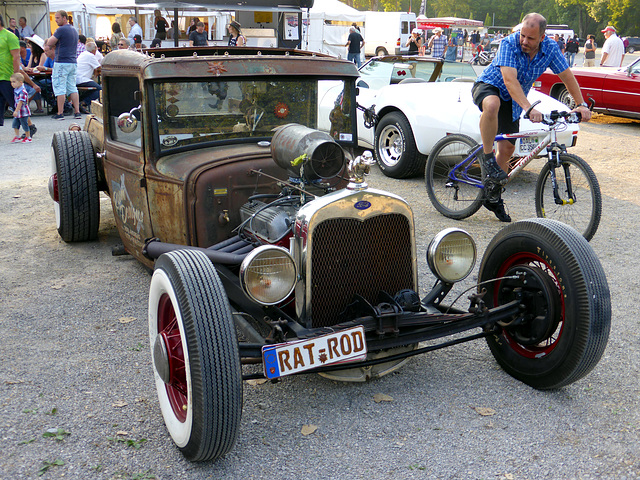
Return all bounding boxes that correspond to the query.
[534,153,601,242]
[425,134,485,220]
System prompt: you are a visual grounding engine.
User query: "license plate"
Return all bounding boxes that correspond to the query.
[518,136,539,154]
[262,326,367,379]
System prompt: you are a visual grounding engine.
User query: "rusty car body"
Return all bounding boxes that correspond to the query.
[49,46,611,463]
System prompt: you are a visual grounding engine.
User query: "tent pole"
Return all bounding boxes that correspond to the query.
[173,8,178,47]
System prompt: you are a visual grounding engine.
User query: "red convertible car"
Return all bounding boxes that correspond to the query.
[533,57,640,119]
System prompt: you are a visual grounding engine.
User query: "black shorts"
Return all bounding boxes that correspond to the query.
[472,81,520,143]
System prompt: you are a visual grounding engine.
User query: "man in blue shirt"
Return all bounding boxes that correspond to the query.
[472,12,590,222]
[46,10,81,120]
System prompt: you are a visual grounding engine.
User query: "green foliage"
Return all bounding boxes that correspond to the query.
[340,0,640,36]
[38,459,64,476]
[107,436,148,449]
[42,428,70,441]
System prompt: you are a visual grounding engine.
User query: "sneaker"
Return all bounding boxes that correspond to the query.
[52,114,65,120]
[483,198,511,222]
[74,112,82,119]
[29,124,37,138]
[21,137,32,144]
[481,152,508,182]
[11,136,22,143]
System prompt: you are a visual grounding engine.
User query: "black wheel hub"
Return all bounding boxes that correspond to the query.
[497,265,561,345]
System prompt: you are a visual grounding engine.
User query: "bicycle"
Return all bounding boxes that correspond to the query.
[424,101,602,241]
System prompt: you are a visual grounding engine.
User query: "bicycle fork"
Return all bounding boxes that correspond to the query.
[546,144,575,206]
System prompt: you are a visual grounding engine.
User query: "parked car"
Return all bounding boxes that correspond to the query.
[533,56,640,120]
[319,56,579,178]
[624,36,640,53]
[48,46,610,463]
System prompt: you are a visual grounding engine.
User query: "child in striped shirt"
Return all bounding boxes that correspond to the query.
[10,73,32,143]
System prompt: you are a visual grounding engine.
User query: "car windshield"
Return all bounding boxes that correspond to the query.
[151,78,354,153]
[358,58,476,88]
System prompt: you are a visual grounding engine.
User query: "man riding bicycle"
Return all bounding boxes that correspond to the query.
[472,13,591,222]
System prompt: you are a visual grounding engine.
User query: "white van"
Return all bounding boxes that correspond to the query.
[363,12,417,57]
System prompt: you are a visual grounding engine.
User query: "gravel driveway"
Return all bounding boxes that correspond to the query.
[1,113,639,479]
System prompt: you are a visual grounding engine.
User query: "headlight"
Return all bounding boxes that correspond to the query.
[240,246,297,305]
[427,228,476,283]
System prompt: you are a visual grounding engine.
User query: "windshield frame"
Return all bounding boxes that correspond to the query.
[146,75,358,159]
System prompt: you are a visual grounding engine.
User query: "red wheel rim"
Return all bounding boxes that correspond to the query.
[157,293,188,422]
[494,252,565,358]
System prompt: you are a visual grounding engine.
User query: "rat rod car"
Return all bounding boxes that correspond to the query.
[48,46,611,463]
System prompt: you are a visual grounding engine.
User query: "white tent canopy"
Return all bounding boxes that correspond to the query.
[303,0,364,58]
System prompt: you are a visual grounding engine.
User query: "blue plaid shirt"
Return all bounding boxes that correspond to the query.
[477,31,568,120]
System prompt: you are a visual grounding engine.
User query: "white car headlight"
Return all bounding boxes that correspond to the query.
[240,246,297,305]
[427,228,476,283]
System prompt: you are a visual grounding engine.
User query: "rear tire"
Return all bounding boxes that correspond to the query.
[425,134,484,219]
[374,112,425,179]
[534,153,601,241]
[149,250,242,462]
[479,218,610,389]
[50,131,99,242]
[375,47,388,56]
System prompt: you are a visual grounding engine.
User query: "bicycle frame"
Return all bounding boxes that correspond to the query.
[450,128,559,189]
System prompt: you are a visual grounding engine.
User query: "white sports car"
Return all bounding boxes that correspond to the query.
[319,56,579,178]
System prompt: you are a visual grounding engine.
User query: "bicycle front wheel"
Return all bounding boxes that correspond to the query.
[425,134,484,220]
[535,153,602,241]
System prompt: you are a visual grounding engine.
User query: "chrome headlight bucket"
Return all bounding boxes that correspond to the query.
[240,246,297,305]
[427,228,476,283]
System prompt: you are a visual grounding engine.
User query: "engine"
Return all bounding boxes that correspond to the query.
[239,200,298,245]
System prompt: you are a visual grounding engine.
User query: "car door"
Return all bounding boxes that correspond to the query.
[102,75,154,258]
[601,62,640,115]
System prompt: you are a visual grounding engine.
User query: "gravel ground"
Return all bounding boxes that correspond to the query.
[1,112,640,480]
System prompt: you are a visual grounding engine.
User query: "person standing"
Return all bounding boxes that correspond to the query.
[7,18,19,37]
[9,72,31,143]
[0,13,21,134]
[583,35,596,67]
[472,12,591,222]
[345,26,364,67]
[110,23,124,51]
[227,21,245,46]
[600,26,624,67]
[428,27,447,59]
[46,10,81,120]
[406,28,421,55]
[127,17,143,45]
[154,10,168,40]
[189,21,208,46]
[17,17,34,40]
[564,34,579,67]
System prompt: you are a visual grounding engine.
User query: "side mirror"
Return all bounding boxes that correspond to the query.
[117,105,141,133]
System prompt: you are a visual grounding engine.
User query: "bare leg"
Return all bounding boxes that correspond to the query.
[56,95,65,115]
[69,92,80,114]
[479,95,501,155]
[496,139,515,172]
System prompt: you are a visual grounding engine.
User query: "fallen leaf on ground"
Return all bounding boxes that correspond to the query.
[51,283,65,290]
[373,393,394,403]
[472,406,496,416]
[112,400,128,408]
[118,317,136,324]
[301,424,318,436]
[246,379,268,386]
[116,430,128,436]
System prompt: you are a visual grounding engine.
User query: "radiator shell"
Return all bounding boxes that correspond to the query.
[293,188,417,328]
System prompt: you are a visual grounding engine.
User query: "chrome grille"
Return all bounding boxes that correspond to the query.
[309,214,414,328]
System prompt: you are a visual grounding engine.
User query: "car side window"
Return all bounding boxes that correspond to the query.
[107,76,142,147]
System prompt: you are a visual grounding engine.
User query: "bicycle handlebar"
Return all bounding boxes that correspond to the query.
[524,98,595,126]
